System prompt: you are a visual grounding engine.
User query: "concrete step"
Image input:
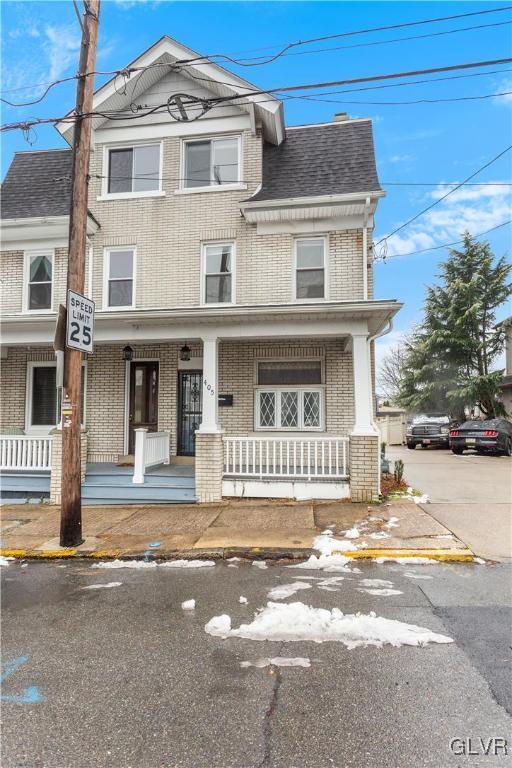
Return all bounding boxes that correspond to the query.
[81,484,196,503]
[83,474,195,489]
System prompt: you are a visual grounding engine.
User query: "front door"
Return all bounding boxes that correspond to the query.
[128,361,159,454]
[177,371,202,456]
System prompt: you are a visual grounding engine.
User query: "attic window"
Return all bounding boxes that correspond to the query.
[184,137,240,188]
[107,144,160,194]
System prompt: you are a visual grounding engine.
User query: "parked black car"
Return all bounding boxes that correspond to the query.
[449,419,512,456]
[406,413,455,449]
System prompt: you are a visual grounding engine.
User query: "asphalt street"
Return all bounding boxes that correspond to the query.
[388,446,512,562]
[2,558,511,768]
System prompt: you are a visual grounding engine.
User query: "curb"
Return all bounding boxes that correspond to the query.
[339,548,475,562]
[2,546,476,563]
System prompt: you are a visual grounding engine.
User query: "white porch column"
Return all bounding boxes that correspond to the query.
[198,336,220,432]
[351,332,377,436]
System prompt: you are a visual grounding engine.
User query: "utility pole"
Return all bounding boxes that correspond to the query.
[60,0,100,546]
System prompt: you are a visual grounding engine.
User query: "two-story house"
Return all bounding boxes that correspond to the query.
[0,36,401,505]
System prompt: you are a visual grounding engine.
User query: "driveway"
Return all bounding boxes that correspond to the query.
[388,446,512,562]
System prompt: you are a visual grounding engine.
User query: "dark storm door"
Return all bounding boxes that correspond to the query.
[128,361,159,454]
[178,371,203,456]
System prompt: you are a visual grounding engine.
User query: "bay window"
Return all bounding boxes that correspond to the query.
[295,238,326,300]
[184,136,240,188]
[255,361,324,431]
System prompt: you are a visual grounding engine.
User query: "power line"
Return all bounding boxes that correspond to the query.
[375,219,512,261]
[2,5,511,105]
[375,145,512,247]
[381,182,512,187]
[3,56,512,134]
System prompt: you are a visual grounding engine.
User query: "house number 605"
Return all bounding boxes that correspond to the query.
[203,378,215,396]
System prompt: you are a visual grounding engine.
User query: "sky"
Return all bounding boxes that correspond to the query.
[1,0,512,371]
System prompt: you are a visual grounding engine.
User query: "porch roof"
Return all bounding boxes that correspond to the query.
[1,300,401,347]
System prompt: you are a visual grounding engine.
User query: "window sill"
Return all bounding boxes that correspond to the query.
[200,301,236,308]
[20,309,55,315]
[102,305,136,312]
[293,297,328,304]
[174,184,247,196]
[97,191,165,201]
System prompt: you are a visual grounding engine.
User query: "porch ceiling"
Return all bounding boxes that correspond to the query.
[1,300,401,347]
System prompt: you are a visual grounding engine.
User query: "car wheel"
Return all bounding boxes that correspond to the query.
[407,443,416,449]
[504,439,512,457]
[452,448,464,455]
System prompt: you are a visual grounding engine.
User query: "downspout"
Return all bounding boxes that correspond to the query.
[362,196,371,301]
[367,317,394,496]
[87,242,93,298]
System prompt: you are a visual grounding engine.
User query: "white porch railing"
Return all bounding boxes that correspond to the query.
[0,435,52,471]
[224,436,349,480]
[133,429,170,484]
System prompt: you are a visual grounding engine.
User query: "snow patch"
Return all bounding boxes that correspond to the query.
[239,596,248,604]
[267,582,312,600]
[474,557,486,565]
[357,588,403,596]
[287,554,352,572]
[240,657,311,669]
[369,531,391,540]
[0,556,15,567]
[359,579,394,588]
[160,560,215,568]
[227,557,241,562]
[205,602,453,648]
[313,533,358,555]
[81,581,122,590]
[344,527,360,539]
[374,557,434,564]
[252,561,268,570]
[403,572,434,580]
[385,517,399,528]
[181,599,196,610]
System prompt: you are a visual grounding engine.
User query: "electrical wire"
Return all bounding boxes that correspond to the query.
[375,145,512,247]
[375,219,512,260]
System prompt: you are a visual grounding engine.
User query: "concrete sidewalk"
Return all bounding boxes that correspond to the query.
[0,498,475,561]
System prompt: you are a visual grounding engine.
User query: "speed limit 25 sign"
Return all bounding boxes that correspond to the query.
[66,290,95,354]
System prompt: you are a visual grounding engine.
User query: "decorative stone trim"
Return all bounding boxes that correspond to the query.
[49,428,88,505]
[349,433,379,502]
[195,430,224,503]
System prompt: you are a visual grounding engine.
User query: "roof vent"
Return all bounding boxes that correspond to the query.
[334,112,349,122]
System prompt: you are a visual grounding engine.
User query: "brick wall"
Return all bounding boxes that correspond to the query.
[349,434,379,501]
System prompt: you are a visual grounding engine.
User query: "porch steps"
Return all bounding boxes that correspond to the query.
[0,471,51,502]
[81,464,196,505]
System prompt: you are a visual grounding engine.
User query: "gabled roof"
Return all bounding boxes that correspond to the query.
[56,35,285,146]
[248,119,382,203]
[1,149,72,219]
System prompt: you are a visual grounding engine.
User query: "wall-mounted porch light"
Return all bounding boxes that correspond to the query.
[123,345,134,361]
[179,343,191,362]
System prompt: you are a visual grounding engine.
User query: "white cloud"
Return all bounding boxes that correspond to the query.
[377,183,512,258]
[493,77,512,106]
[43,25,80,82]
[389,154,414,164]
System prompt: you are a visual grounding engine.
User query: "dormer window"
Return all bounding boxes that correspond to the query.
[105,143,161,195]
[184,137,240,188]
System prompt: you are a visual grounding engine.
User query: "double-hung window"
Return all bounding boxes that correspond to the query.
[184,137,240,188]
[106,144,161,195]
[104,248,135,309]
[203,243,234,304]
[27,362,86,433]
[295,238,326,300]
[25,251,53,311]
[255,361,324,431]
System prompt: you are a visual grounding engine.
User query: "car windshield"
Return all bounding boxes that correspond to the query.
[412,414,450,424]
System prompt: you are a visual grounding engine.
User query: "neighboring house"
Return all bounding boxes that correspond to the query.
[0,36,401,505]
[499,318,512,416]
[376,405,407,446]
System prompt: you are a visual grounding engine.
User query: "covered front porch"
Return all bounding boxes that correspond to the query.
[0,300,400,503]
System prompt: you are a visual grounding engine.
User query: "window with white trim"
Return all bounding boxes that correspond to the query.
[295,238,326,300]
[203,243,233,304]
[27,363,86,431]
[26,251,53,311]
[184,137,239,188]
[107,144,160,194]
[105,248,135,308]
[255,361,324,430]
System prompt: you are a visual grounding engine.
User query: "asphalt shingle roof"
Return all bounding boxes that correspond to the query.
[1,149,73,219]
[250,120,381,202]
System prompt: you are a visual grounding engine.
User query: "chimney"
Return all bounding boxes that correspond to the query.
[334,112,349,122]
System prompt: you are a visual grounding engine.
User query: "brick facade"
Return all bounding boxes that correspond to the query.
[195,431,224,503]
[349,433,380,501]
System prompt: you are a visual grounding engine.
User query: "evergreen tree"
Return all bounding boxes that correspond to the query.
[397,233,511,418]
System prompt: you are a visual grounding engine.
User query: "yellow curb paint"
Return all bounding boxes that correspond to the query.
[88,550,123,559]
[0,549,27,558]
[337,548,474,562]
[28,549,78,559]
